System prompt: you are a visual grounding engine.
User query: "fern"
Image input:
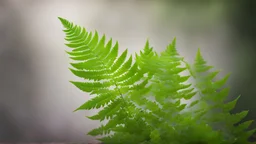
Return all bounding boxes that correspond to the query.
[59,17,256,144]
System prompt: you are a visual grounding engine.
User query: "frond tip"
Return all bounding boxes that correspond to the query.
[58,17,71,28]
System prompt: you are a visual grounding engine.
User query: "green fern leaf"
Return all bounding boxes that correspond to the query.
[74,89,119,111]
[87,98,123,121]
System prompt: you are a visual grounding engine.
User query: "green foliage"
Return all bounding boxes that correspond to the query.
[59,17,256,144]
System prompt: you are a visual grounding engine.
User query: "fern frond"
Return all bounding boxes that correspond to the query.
[60,17,255,144]
[190,49,254,143]
[60,17,152,142]
[59,17,143,107]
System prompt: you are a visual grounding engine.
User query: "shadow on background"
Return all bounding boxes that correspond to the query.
[227,0,256,141]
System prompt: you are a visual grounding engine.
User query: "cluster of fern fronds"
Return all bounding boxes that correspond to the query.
[59,17,255,144]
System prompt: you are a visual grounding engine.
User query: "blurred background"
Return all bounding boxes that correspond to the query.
[0,0,255,143]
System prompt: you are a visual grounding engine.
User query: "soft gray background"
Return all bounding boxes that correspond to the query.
[0,0,255,142]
